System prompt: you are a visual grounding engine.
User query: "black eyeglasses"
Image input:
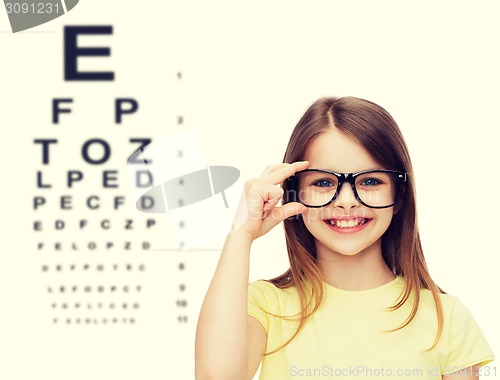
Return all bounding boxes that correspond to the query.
[285,169,407,209]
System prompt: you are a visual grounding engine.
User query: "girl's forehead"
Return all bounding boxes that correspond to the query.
[303,128,381,172]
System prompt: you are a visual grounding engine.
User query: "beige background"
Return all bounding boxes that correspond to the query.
[0,1,498,379]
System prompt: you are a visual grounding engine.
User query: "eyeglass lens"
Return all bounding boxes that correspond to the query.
[294,171,398,208]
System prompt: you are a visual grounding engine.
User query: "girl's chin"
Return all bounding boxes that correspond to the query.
[315,234,383,257]
[315,241,366,257]
[325,248,362,257]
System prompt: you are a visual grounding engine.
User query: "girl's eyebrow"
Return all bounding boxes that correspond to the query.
[311,167,386,173]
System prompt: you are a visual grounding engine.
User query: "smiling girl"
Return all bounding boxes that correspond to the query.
[195,97,495,380]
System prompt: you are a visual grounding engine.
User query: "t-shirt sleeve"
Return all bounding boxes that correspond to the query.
[443,297,495,374]
[247,280,272,334]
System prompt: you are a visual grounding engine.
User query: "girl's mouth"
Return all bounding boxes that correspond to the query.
[323,218,372,233]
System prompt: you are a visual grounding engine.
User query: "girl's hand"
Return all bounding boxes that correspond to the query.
[231,161,309,241]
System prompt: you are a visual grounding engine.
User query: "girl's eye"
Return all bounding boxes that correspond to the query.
[313,179,334,187]
[360,178,381,186]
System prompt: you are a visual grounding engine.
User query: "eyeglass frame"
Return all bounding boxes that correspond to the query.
[285,168,407,209]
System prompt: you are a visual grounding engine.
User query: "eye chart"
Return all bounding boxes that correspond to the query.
[1,3,247,376]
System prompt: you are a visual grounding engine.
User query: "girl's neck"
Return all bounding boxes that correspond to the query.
[315,239,396,291]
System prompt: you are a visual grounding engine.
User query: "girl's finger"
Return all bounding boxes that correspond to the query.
[262,195,282,218]
[260,184,284,205]
[261,161,310,185]
[262,202,307,226]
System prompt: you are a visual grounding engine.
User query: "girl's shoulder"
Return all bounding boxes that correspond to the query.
[248,279,296,297]
[418,284,483,325]
[247,279,301,308]
[419,284,463,307]
[247,279,301,332]
[421,287,495,368]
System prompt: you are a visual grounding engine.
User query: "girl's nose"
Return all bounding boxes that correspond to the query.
[332,182,359,209]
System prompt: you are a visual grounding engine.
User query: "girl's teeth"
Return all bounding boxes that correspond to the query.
[329,218,366,228]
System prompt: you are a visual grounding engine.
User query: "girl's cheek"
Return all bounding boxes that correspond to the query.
[302,209,322,225]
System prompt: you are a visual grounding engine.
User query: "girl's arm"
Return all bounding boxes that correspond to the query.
[194,229,263,380]
[246,316,268,379]
[442,365,479,380]
[194,162,309,380]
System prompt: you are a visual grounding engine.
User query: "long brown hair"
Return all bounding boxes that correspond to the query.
[260,96,445,356]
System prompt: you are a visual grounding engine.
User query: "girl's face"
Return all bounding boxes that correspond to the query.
[301,127,397,257]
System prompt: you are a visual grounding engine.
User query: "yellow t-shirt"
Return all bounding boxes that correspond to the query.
[248,276,495,380]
